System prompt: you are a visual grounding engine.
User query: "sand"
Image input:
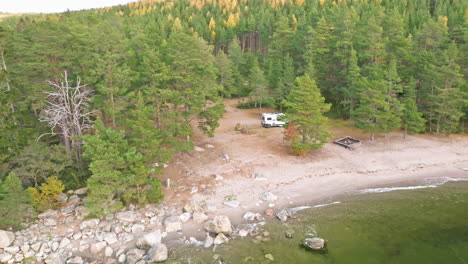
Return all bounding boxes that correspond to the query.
[162,98,468,224]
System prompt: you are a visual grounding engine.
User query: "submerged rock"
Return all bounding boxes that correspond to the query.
[304,237,326,251]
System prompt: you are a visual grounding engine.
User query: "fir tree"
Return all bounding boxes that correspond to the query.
[0,173,35,230]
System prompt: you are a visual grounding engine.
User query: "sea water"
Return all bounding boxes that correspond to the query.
[168,178,468,264]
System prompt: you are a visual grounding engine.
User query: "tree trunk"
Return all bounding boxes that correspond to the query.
[371,132,375,141]
[110,92,116,128]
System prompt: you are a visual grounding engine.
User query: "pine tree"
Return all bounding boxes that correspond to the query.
[283,75,331,156]
[0,173,35,230]
[248,59,270,110]
[83,120,163,217]
[401,80,425,137]
[215,50,235,97]
[353,77,400,141]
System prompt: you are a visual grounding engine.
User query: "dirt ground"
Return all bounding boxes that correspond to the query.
[161,98,468,221]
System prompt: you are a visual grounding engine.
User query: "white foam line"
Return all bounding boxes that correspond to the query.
[313,201,342,208]
[359,177,468,194]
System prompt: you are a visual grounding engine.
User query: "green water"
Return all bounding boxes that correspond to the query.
[169,181,468,264]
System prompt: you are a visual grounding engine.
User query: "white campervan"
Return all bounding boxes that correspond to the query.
[261,113,286,128]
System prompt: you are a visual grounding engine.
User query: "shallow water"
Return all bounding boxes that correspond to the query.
[168,180,468,264]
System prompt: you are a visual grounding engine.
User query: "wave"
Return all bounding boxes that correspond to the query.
[359,177,468,194]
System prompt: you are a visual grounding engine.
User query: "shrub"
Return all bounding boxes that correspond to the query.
[27,176,65,211]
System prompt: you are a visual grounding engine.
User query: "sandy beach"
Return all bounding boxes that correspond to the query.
[162,99,468,224]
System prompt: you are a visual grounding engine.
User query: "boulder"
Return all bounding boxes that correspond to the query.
[0,230,15,248]
[183,201,203,213]
[214,233,229,245]
[192,212,208,224]
[44,218,59,226]
[260,192,277,202]
[61,203,76,215]
[79,219,99,230]
[243,212,256,221]
[56,193,68,203]
[103,232,119,245]
[125,248,145,264]
[4,246,19,254]
[117,253,126,263]
[74,187,89,195]
[275,209,290,222]
[105,246,114,257]
[38,209,59,219]
[203,234,214,248]
[179,212,192,223]
[59,238,71,249]
[67,256,84,264]
[135,230,162,250]
[74,206,89,218]
[304,237,326,250]
[115,211,138,222]
[204,216,232,235]
[90,241,107,254]
[164,216,182,233]
[0,253,12,263]
[45,253,67,264]
[131,224,145,234]
[147,244,168,263]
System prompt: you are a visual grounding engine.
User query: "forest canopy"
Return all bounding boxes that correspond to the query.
[0,0,466,222]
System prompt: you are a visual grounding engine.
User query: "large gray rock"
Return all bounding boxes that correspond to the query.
[275,209,291,222]
[0,230,15,248]
[80,219,100,230]
[304,237,326,250]
[164,216,182,233]
[192,212,208,224]
[67,256,84,264]
[56,193,68,203]
[179,212,192,223]
[204,215,232,235]
[103,232,119,245]
[147,244,168,263]
[0,253,12,263]
[125,248,145,264]
[74,206,89,218]
[131,224,145,234]
[61,203,77,215]
[214,233,229,245]
[44,218,59,226]
[136,230,162,250]
[183,201,203,213]
[4,246,19,254]
[115,211,138,222]
[38,209,59,219]
[204,233,214,248]
[59,238,71,249]
[74,187,88,195]
[45,253,67,264]
[90,241,107,254]
[260,192,277,202]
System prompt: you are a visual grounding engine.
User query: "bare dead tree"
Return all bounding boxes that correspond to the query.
[40,71,93,164]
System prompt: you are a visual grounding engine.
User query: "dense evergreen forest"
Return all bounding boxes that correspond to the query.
[0,0,466,227]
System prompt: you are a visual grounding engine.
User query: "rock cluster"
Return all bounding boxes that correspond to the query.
[0,189,226,264]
